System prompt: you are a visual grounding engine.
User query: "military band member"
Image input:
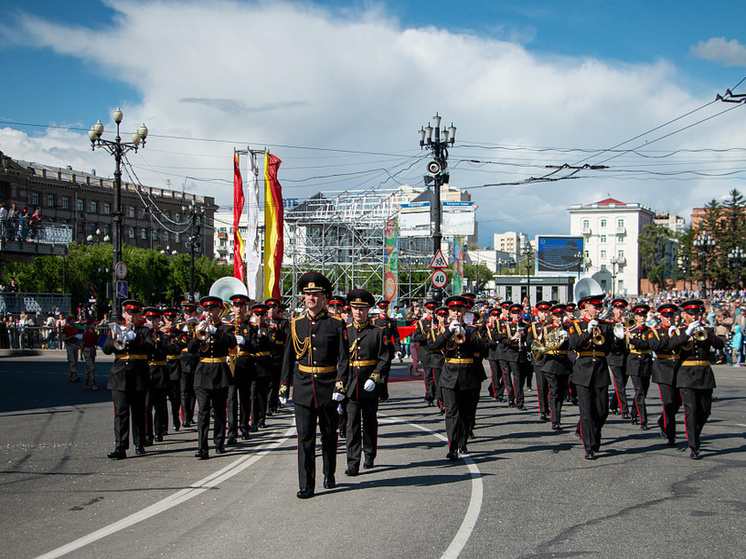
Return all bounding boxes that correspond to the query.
[563,301,579,406]
[266,297,290,415]
[428,306,448,412]
[179,301,200,428]
[647,303,681,446]
[227,294,251,444]
[373,299,401,402]
[143,307,170,444]
[671,299,724,459]
[497,301,514,405]
[343,289,388,476]
[626,303,653,429]
[528,301,552,420]
[279,272,349,498]
[485,308,505,401]
[248,302,274,431]
[188,296,238,459]
[162,308,184,433]
[568,294,615,460]
[103,300,154,459]
[412,300,436,404]
[541,304,572,429]
[498,304,531,410]
[607,298,631,418]
[328,294,347,317]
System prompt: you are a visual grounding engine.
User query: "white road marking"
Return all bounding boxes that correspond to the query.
[35,427,296,559]
[380,414,484,559]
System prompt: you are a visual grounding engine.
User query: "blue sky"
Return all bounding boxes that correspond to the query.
[2,0,746,244]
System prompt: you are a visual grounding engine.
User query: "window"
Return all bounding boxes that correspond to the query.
[600,235,607,243]
[617,234,624,243]
[90,222,98,234]
[104,224,111,236]
[31,192,40,206]
[582,219,590,229]
[618,279,624,291]
[506,286,512,300]
[104,203,111,215]
[162,232,169,243]
[617,218,624,228]
[141,229,147,240]
[47,194,56,208]
[90,201,98,214]
[77,199,85,213]
[128,206,136,218]
[600,218,607,228]
[175,232,180,242]
[129,227,135,239]
[600,250,607,258]
[62,197,71,210]
[618,249,624,258]
[153,230,159,242]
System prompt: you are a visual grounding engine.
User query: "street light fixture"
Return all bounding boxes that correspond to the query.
[419,112,456,301]
[728,246,744,288]
[609,255,625,298]
[523,244,534,307]
[183,201,205,302]
[89,108,148,322]
[693,233,716,298]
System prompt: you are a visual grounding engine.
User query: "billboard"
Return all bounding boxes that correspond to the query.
[536,236,584,274]
[398,201,477,238]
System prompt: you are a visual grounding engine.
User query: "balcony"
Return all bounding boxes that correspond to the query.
[616,226,626,235]
[582,227,592,236]
[0,224,72,262]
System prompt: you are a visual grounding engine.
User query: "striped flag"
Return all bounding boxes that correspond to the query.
[263,151,284,299]
[233,151,245,281]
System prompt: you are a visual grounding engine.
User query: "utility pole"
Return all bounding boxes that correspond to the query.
[419,113,456,301]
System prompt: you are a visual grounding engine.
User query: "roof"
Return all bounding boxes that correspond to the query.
[595,198,625,206]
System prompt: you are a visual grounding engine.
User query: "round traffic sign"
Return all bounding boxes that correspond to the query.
[431,269,448,288]
[114,261,128,280]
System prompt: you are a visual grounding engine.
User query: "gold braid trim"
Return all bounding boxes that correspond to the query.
[291,317,311,359]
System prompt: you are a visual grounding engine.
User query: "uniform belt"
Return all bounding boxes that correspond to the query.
[681,360,710,366]
[181,348,190,353]
[200,357,227,364]
[630,349,651,354]
[298,365,336,374]
[350,359,376,367]
[115,354,148,360]
[656,354,679,360]
[166,355,181,360]
[252,351,270,357]
[445,358,474,364]
[576,351,606,357]
[544,350,565,356]
[148,360,167,366]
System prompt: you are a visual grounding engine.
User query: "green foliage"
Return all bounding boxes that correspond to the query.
[464,263,493,290]
[638,223,674,292]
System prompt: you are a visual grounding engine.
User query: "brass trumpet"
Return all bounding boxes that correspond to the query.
[690,323,708,342]
[108,322,126,350]
[592,326,605,346]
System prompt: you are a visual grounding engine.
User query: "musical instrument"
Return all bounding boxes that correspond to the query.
[209,276,249,302]
[574,277,605,304]
[108,322,126,351]
[591,325,605,346]
[690,322,708,342]
[530,326,568,361]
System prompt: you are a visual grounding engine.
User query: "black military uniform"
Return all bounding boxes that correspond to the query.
[279,272,349,498]
[162,308,184,433]
[187,296,237,459]
[411,300,436,404]
[567,294,614,459]
[527,301,552,420]
[373,300,400,402]
[428,307,448,411]
[103,300,154,459]
[498,304,531,410]
[496,302,512,403]
[266,297,289,415]
[671,299,723,459]
[227,294,251,444]
[541,304,572,429]
[646,303,681,446]
[607,298,631,418]
[343,289,388,475]
[485,308,505,401]
[431,295,486,460]
[248,302,274,431]
[143,307,171,444]
[626,304,653,429]
[179,301,200,428]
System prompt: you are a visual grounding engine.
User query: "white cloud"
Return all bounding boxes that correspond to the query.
[2,1,745,244]
[691,37,746,67]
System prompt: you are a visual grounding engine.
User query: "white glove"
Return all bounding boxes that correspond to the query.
[123,328,136,341]
[587,320,598,330]
[614,327,625,340]
[668,326,677,336]
[363,379,376,392]
[207,324,217,334]
[449,320,460,332]
[279,397,287,405]
[685,321,698,337]
[235,335,245,345]
[332,392,345,402]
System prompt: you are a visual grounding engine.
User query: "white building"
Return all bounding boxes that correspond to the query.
[653,212,687,234]
[568,198,655,297]
[492,231,529,260]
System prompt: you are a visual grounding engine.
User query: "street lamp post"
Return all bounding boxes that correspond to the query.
[419,113,456,301]
[523,244,534,307]
[89,108,148,322]
[728,246,744,289]
[609,255,624,298]
[693,233,716,298]
[183,201,204,302]
[575,250,583,280]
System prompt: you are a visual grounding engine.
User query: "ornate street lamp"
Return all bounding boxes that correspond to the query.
[693,233,716,298]
[728,246,745,288]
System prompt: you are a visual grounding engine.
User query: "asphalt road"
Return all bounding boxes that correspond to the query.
[1,353,745,559]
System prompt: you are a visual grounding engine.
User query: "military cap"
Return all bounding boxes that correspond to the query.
[565,302,577,310]
[329,294,347,307]
[424,300,438,309]
[181,300,198,311]
[122,299,144,313]
[680,299,705,312]
[462,292,477,300]
[376,299,391,308]
[509,303,523,313]
[265,297,284,308]
[578,295,605,308]
[298,272,332,296]
[347,289,375,308]
[632,303,651,315]
[488,308,501,316]
[444,295,471,308]
[549,303,566,315]
[611,298,628,308]
[435,306,449,316]
[535,300,551,311]
[200,295,223,308]
[230,294,251,305]
[143,306,162,317]
[251,303,269,313]
[657,303,678,315]
[162,308,179,318]
[500,301,512,308]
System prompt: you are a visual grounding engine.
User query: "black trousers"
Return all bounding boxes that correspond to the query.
[294,401,338,490]
[146,386,169,439]
[629,375,651,425]
[507,361,528,407]
[168,379,181,428]
[680,387,713,452]
[441,386,480,452]
[226,384,239,438]
[180,373,196,424]
[195,386,228,452]
[111,389,147,451]
[500,360,514,403]
[346,397,378,470]
[534,367,549,414]
[545,373,568,425]
[267,362,282,412]
[250,376,271,427]
[609,364,629,415]
[575,381,609,453]
[656,382,682,442]
[423,365,436,402]
[488,360,505,399]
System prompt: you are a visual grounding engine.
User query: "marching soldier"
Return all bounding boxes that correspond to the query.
[607,298,631,418]
[671,299,724,459]
[485,308,505,401]
[179,301,200,428]
[497,301,513,405]
[343,289,388,476]
[227,294,251,444]
[498,303,531,410]
[428,306,449,412]
[266,297,289,416]
[567,294,617,460]
[188,296,237,459]
[328,294,346,316]
[144,307,170,444]
[541,304,572,429]
[279,272,349,498]
[248,302,274,431]
[103,300,154,459]
[647,303,681,446]
[373,299,401,402]
[564,301,579,406]
[626,303,653,429]
[162,308,183,433]
[411,300,436,404]
[527,301,552,421]
[431,295,486,459]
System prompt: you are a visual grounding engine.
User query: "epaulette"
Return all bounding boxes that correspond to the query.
[331,315,345,322]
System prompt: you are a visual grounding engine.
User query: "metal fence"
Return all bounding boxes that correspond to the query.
[0,293,71,315]
[0,324,109,350]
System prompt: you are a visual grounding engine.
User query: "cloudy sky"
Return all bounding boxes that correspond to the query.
[1,0,746,245]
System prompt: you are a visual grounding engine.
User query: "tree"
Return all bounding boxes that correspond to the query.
[638,223,674,292]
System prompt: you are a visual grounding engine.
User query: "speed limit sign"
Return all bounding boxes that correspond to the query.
[431,269,448,288]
